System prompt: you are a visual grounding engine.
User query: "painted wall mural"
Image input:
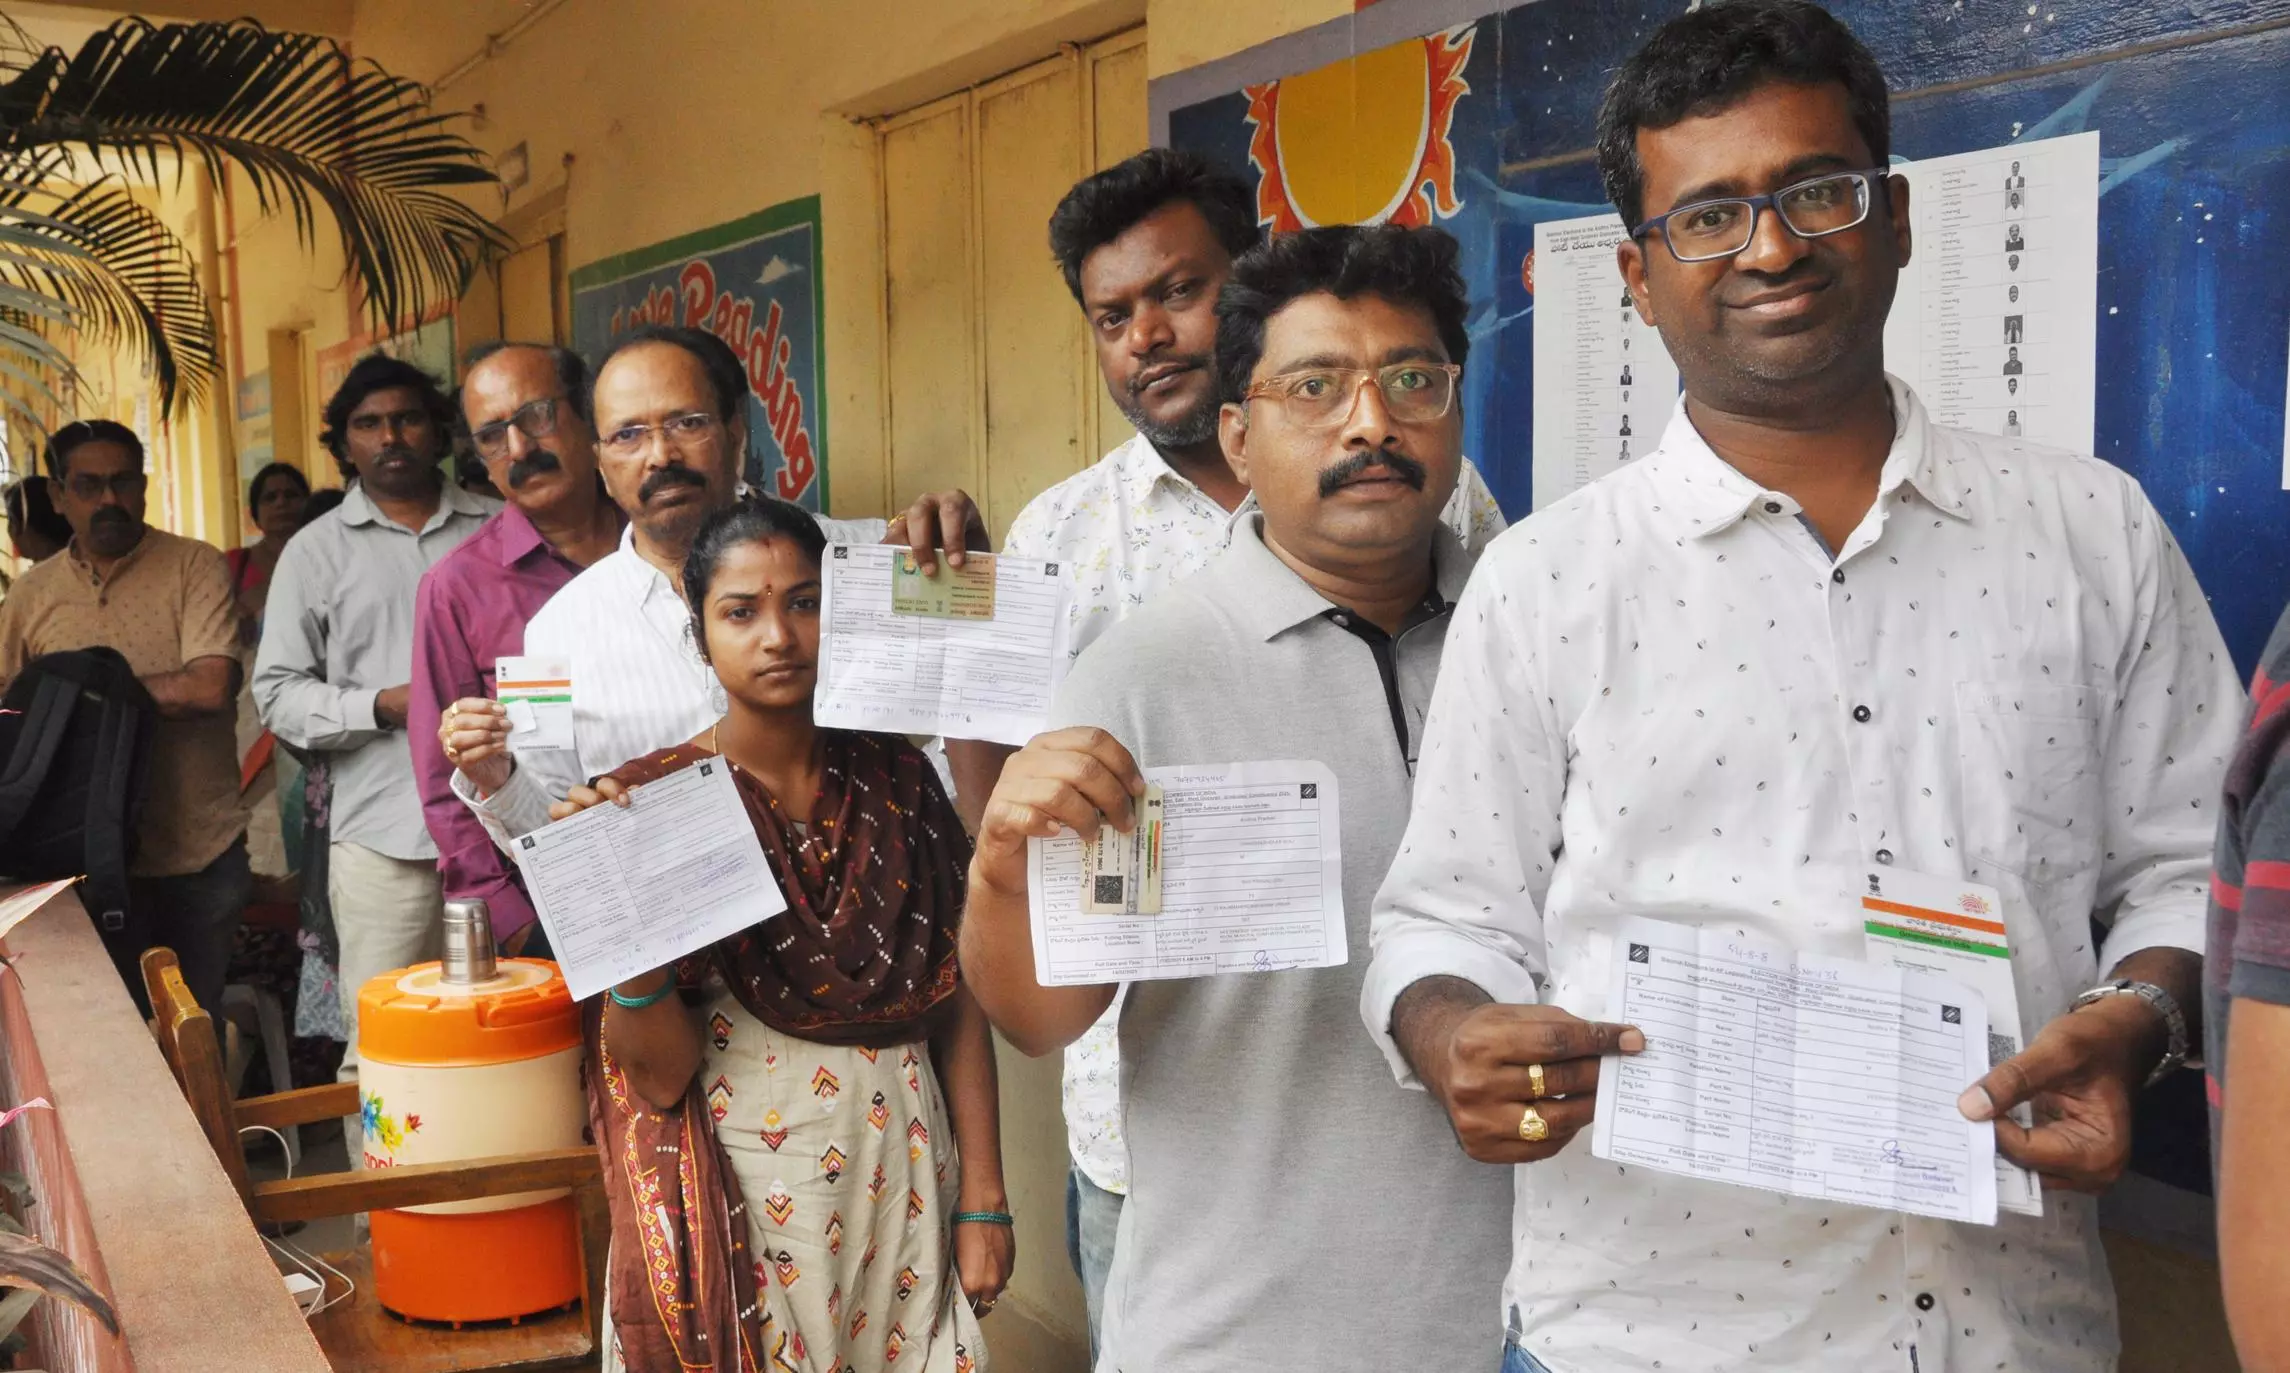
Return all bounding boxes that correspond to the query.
[568,197,829,511]
[1167,1,2290,675]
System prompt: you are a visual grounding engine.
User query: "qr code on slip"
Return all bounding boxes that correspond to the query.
[1987,1032,2019,1068]
[833,546,850,559]
[1094,876,1124,905]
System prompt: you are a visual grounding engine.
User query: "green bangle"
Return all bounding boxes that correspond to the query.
[953,1210,1014,1227]
[608,980,676,1010]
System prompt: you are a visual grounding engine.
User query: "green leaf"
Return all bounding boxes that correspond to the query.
[0,1231,117,1335]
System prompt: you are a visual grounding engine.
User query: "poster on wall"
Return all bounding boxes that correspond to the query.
[568,196,827,512]
[315,311,458,409]
[1883,132,2099,454]
[236,370,273,539]
[1528,214,1679,510]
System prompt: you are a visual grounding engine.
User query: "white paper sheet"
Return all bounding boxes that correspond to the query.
[1026,760,1344,986]
[1591,915,1999,1226]
[508,757,786,1001]
[1883,131,2100,454]
[1530,213,1681,510]
[0,879,74,942]
[815,544,1073,746]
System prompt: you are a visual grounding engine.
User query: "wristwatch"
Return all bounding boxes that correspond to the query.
[2070,980,2189,1088]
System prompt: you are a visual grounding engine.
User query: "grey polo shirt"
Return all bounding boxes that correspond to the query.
[254,479,497,861]
[1047,513,1513,1372]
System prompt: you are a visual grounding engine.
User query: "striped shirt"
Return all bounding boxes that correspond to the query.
[2205,602,2290,1146]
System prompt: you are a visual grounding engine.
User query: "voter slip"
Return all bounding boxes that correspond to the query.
[892,552,997,620]
[1082,785,1164,914]
[496,655,575,752]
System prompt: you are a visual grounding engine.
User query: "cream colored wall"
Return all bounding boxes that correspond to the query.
[1145,0,1350,76]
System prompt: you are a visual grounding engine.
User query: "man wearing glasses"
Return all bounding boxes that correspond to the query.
[439,324,984,849]
[0,419,249,1012]
[408,342,625,956]
[1365,4,2240,1372]
[959,223,1514,1371]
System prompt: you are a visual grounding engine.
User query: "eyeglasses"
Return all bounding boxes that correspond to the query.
[1632,167,1888,263]
[1242,362,1461,430]
[598,411,721,458]
[65,472,147,502]
[470,396,568,457]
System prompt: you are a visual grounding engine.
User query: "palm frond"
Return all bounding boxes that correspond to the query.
[0,16,508,338]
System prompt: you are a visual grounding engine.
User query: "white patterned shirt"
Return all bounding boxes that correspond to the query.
[456,515,886,839]
[1007,432,1507,1194]
[1363,379,2241,1373]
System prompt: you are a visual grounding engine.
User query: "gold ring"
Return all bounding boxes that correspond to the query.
[446,742,460,762]
[1527,1062,1547,1099]
[1518,1105,1550,1143]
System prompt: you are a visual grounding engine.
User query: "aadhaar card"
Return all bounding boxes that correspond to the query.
[1082,785,1163,915]
[891,552,997,620]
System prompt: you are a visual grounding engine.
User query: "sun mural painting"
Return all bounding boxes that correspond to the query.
[1243,25,1476,231]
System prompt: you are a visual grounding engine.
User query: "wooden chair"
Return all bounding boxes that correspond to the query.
[140,947,608,1373]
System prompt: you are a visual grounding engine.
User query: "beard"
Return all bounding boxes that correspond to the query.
[1112,356,1222,450]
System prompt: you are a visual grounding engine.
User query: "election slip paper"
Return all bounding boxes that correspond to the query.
[509,758,787,1001]
[1591,915,1999,1226]
[496,655,575,752]
[1026,761,1343,986]
[815,544,1072,747]
[1860,867,2042,1217]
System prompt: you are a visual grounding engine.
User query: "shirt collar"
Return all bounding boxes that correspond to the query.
[64,526,152,587]
[489,502,549,566]
[1657,375,1971,541]
[1223,511,1473,642]
[338,476,491,534]
[1116,432,1232,515]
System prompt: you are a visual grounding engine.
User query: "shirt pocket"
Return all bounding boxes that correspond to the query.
[1954,680,2105,884]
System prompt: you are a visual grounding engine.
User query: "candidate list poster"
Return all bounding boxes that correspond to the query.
[569,196,829,511]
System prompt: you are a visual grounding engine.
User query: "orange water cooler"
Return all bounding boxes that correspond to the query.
[356,900,586,1323]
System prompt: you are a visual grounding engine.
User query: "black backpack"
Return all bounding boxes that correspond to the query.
[0,647,156,943]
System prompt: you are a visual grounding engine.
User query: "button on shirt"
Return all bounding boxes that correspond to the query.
[255,481,498,861]
[1049,514,1513,1372]
[410,501,624,939]
[1003,432,1509,1196]
[0,528,247,876]
[1364,379,2242,1373]
[459,514,887,839]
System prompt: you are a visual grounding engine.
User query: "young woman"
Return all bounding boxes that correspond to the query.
[542,497,1012,1372]
[229,461,312,643]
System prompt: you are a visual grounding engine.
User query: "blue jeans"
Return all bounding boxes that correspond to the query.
[1502,1340,1555,1373]
[1064,1165,1122,1361]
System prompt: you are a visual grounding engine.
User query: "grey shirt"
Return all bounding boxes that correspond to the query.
[255,480,497,860]
[1047,514,1513,1372]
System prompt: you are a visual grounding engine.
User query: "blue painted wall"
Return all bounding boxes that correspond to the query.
[1170,2,2290,675]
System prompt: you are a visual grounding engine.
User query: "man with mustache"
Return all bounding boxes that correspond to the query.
[1363,5,2240,1370]
[438,324,985,843]
[0,420,248,1012]
[257,355,497,1073]
[407,343,624,956]
[943,151,1508,1347]
[959,223,1516,1370]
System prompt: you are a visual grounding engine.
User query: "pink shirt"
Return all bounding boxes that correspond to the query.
[410,501,622,938]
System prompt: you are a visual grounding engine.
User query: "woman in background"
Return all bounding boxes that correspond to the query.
[228,462,311,645]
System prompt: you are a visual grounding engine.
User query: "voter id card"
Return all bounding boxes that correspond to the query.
[1082,785,1164,915]
[496,655,574,753]
[1860,865,2042,1217]
[891,552,997,620]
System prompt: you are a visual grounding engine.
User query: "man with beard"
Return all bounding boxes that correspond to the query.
[257,355,497,1067]
[0,420,248,1012]
[1364,5,2240,1370]
[408,343,624,955]
[437,324,984,843]
[942,151,1506,1348]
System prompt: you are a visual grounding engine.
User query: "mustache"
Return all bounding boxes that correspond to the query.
[1128,351,1212,397]
[1723,261,1833,304]
[1318,448,1428,497]
[638,464,709,504]
[506,449,562,489]
[90,507,133,525]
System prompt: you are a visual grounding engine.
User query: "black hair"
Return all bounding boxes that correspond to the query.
[592,324,749,424]
[1048,147,1261,305]
[1594,0,1892,229]
[301,487,348,524]
[682,496,828,663]
[42,418,144,481]
[318,353,457,460]
[5,475,71,547]
[460,340,593,423]
[1213,223,1472,405]
[244,461,311,521]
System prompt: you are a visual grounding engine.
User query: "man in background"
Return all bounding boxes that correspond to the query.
[257,355,496,1071]
[0,421,247,1010]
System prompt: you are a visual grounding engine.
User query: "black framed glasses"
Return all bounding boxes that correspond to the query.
[1632,166,1889,263]
[64,471,147,502]
[469,396,568,457]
